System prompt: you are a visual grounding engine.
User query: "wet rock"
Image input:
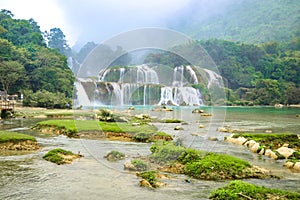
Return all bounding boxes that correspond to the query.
[201,113,212,117]
[132,122,140,126]
[250,142,260,153]
[284,161,295,169]
[139,179,152,188]
[208,137,218,141]
[276,147,295,159]
[265,149,278,159]
[245,140,257,148]
[265,130,272,133]
[293,162,300,171]
[258,148,265,155]
[192,109,204,113]
[226,136,247,145]
[217,127,229,132]
[174,126,184,130]
[199,124,204,128]
[124,161,136,171]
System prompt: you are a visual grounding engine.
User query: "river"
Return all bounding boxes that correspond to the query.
[0,106,299,199]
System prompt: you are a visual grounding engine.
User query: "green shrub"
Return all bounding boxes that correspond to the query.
[184,153,251,180]
[177,148,205,164]
[150,141,186,164]
[138,171,158,188]
[131,159,149,171]
[210,180,300,199]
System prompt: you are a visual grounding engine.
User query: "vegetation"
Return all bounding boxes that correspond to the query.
[232,133,300,150]
[43,148,79,165]
[209,180,300,200]
[0,131,36,143]
[32,119,158,139]
[175,0,300,44]
[130,159,149,171]
[184,153,251,180]
[104,150,125,161]
[0,9,74,107]
[150,141,186,164]
[163,119,182,123]
[137,171,158,188]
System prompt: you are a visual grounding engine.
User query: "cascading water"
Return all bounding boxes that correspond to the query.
[84,64,223,106]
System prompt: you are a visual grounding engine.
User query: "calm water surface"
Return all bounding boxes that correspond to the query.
[0,106,299,199]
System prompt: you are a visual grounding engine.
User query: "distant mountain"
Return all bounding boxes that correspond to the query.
[170,0,300,43]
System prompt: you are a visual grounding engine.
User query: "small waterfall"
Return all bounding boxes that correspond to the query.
[136,64,159,84]
[173,65,185,87]
[74,81,92,107]
[119,68,125,82]
[158,87,179,106]
[204,69,223,88]
[186,65,198,84]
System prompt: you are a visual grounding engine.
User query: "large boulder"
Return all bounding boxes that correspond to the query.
[276,147,295,159]
[293,162,300,171]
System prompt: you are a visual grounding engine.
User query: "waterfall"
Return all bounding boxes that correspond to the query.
[204,69,223,88]
[158,87,179,106]
[95,64,211,106]
[74,81,92,107]
[186,65,198,84]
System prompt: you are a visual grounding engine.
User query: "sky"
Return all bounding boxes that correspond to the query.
[0,0,232,48]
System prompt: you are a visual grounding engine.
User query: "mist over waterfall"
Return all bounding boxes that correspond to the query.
[75,64,223,107]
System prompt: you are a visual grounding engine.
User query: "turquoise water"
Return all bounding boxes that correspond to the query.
[0,106,299,199]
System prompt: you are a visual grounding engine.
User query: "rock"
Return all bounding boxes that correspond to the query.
[124,161,136,171]
[174,126,184,130]
[139,179,152,188]
[265,149,278,159]
[128,106,135,110]
[284,161,295,169]
[217,127,229,132]
[258,148,265,155]
[201,113,212,117]
[208,137,218,141]
[192,109,204,113]
[132,122,140,126]
[245,140,257,148]
[293,162,300,171]
[226,136,247,145]
[250,142,260,153]
[265,130,272,133]
[181,122,189,125]
[282,143,289,147]
[276,147,295,159]
[199,124,204,128]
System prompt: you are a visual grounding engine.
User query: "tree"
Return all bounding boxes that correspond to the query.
[46,28,71,56]
[0,60,25,94]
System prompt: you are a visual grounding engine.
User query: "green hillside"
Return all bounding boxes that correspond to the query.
[176,0,300,43]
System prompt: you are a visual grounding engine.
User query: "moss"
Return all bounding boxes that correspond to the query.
[137,171,158,188]
[104,150,125,161]
[0,131,36,143]
[184,153,251,180]
[150,141,186,164]
[232,133,299,150]
[43,148,75,165]
[131,159,149,171]
[177,148,206,164]
[210,180,300,200]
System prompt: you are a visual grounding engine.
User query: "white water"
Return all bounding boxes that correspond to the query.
[74,81,92,107]
[204,68,223,88]
[79,65,224,106]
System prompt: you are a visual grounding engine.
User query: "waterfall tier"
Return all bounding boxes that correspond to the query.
[76,65,223,106]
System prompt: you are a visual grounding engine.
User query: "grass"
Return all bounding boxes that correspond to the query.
[104,150,125,161]
[43,148,75,165]
[0,131,36,143]
[131,159,149,171]
[210,180,300,200]
[232,133,300,150]
[150,141,186,164]
[33,119,158,137]
[184,153,251,180]
[137,171,158,188]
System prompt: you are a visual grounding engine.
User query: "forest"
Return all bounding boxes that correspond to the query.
[0,8,299,107]
[0,9,74,108]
